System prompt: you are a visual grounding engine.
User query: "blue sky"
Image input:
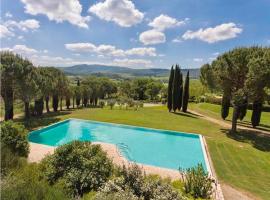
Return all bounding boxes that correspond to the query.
[1,0,270,69]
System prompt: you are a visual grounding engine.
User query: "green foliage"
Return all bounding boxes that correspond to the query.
[99,100,105,108]
[200,63,217,92]
[1,121,29,157]
[97,164,183,200]
[181,164,213,199]
[132,78,150,100]
[172,65,183,112]
[182,70,189,112]
[251,101,262,127]
[34,97,44,116]
[52,94,59,111]
[221,94,230,120]
[41,141,113,197]
[146,80,163,101]
[1,164,69,200]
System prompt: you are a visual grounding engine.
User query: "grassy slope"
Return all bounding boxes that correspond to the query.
[21,106,270,200]
[189,103,270,131]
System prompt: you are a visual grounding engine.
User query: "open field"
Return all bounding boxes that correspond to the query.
[189,103,270,132]
[15,106,270,200]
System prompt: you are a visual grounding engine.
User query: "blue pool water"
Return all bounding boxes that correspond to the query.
[28,119,208,171]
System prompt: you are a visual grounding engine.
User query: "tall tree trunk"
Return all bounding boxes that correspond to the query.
[72,96,75,109]
[231,105,239,133]
[24,101,30,119]
[45,96,50,113]
[52,95,58,112]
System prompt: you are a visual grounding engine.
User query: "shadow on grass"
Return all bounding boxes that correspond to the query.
[172,111,199,119]
[221,128,270,152]
[14,111,71,131]
[225,119,270,132]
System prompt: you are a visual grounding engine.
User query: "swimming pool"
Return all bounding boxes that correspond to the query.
[28,118,209,172]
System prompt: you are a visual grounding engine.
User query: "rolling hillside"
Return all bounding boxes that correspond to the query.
[58,64,200,78]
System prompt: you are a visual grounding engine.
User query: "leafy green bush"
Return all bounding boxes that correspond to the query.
[181,164,213,199]
[1,121,29,157]
[97,164,184,200]
[1,164,69,200]
[41,141,113,197]
[1,143,27,175]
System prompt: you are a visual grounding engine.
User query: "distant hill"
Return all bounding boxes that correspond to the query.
[58,64,200,79]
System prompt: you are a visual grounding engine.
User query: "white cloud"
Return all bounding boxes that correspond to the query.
[20,0,90,28]
[65,43,96,52]
[172,37,182,43]
[4,19,40,32]
[65,42,157,57]
[1,44,38,54]
[113,58,152,68]
[139,29,166,45]
[5,12,13,18]
[31,55,73,66]
[149,14,187,31]
[125,47,156,56]
[0,25,14,38]
[182,23,242,43]
[193,58,203,62]
[89,0,143,27]
[213,52,220,56]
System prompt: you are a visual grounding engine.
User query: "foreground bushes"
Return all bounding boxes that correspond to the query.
[1,121,29,174]
[95,164,184,200]
[181,164,213,199]
[1,164,69,200]
[40,141,113,197]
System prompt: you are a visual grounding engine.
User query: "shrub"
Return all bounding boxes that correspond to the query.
[98,164,184,200]
[107,99,116,109]
[40,141,113,197]
[1,121,29,157]
[99,100,105,108]
[1,164,69,200]
[1,143,27,175]
[181,164,213,199]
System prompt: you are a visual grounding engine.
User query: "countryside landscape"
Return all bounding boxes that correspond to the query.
[1,0,270,200]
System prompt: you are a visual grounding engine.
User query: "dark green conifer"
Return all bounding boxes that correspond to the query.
[251,101,262,127]
[182,71,189,112]
[167,66,174,112]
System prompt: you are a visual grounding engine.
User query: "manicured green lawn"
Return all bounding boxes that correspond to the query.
[189,102,270,131]
[21,106,270,199]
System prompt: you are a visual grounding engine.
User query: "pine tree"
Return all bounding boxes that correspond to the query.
[182,70,189,112]
[167,66,174,112]
[251,100,262,127]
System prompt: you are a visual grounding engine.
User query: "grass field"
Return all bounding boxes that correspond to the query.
[189,103,270,131]
[16,105,270,200]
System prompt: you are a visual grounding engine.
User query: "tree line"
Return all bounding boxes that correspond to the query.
[167,64,190,112]
[1,51,167,120]
[200,47,270,132]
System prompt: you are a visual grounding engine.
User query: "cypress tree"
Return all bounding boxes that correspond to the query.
[238,98,248,120]
[221,91,231,120]
[52,94,59,112]
[167,66,174,112]
[182,70,189,112]
[178,70,183,111]
[172,65,181,112]
[251,100,262,127]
